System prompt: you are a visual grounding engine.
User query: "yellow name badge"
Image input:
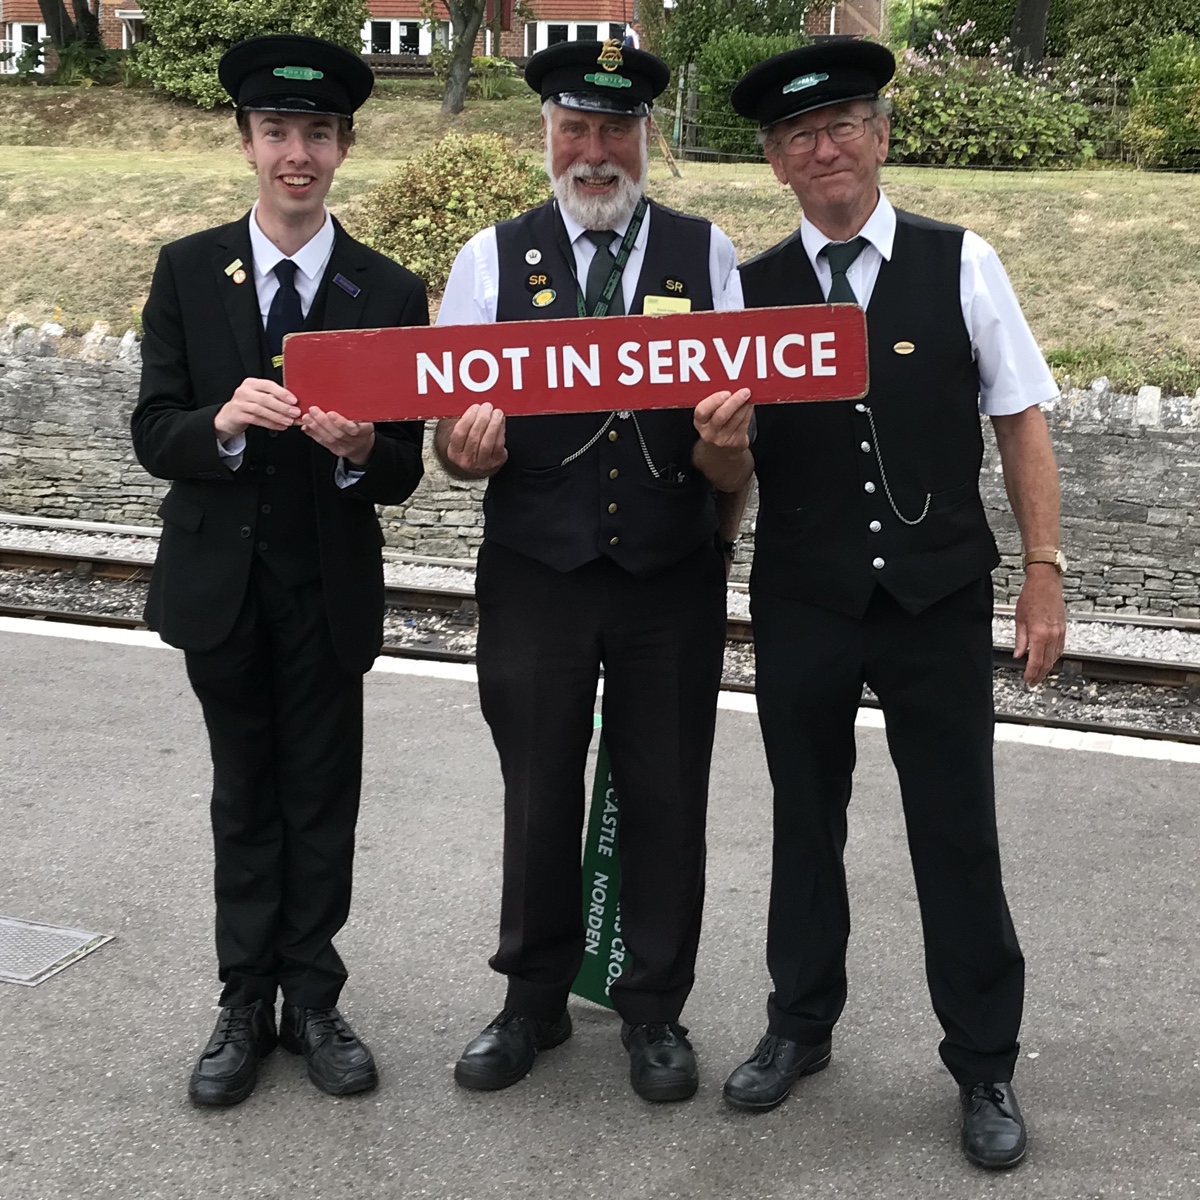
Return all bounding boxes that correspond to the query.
[642,295,692,315]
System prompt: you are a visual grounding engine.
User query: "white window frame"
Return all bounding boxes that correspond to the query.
[2,22,47,74]
[524,21,625,55]
[361,18,452,57]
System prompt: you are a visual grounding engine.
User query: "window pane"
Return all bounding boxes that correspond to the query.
[398,23,419,53]
[548,24,568,45]
[370,21,392,54]
[576,25,598,41]
[526,23,538,56]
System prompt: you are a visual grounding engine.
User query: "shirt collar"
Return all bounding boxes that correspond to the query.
[800,189,896,264]
[248,204,336,281]
[559,197,650,254]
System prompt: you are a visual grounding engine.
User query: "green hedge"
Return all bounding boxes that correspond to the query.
[888,37,1093,167]
[692,30,808,158]
[138,0,369,108]
[1123,34,1200,167]
[359,133,548,293]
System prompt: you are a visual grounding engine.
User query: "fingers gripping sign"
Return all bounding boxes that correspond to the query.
[444,402,508,479]
[301,406,376,468]
[694,387,753,450]
[214,377,302,440]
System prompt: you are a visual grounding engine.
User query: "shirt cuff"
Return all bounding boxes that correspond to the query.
[216,433,245,469]
[335,458,365,489]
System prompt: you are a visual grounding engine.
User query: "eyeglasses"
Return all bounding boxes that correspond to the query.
[775,114,876,157]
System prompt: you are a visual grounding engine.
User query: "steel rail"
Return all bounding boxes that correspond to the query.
[4,546,1200,690]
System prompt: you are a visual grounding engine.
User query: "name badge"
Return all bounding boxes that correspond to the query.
[642,295,692,315]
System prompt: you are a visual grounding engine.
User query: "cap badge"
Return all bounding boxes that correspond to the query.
[597,39,624,72]
[783,72,829,95]
[274,65,324,81]
[585,72,633,89]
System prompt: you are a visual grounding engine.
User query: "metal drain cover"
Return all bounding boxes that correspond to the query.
[0,915,113,986]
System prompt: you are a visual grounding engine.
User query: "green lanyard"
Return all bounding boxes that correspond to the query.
[564,196,648,318]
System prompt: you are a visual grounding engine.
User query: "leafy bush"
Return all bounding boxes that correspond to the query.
[359,132,549,293]
[888,29,1093,167]
[942,0,1073,59]
[138,0,369,108]
[1122,34,1200,167]
[661,0,809,75]
[1066,0,1200,86]
[471,55,520,100]
[692,30,808,157]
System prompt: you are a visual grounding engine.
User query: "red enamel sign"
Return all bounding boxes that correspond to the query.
[283,304,869,422]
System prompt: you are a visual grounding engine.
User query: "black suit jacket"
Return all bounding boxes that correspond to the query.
[131,214,427,674]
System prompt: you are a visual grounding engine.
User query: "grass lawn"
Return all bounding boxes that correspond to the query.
[1,82,1197,392]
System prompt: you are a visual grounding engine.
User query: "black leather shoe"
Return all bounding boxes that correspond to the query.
[621,1021,698,1102]
[280,1005,378,1096]
[454,1008,572,1091]
[188,999,277,1107]
[960,1081,1027,1169]
[723,1033,832,1111]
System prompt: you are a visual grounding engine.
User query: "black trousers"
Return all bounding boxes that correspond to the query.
[475,540,726,1026]
[751,578,1025,1084]
[184,563,364,1010]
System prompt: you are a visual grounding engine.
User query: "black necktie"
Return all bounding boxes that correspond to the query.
[820,237,868,304]
[266,259,304,359]
[583,230,624,317]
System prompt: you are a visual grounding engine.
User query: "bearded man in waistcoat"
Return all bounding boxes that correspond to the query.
[131,35,427,1107]
[691,41,1067,1167]
[434,40,750,1103]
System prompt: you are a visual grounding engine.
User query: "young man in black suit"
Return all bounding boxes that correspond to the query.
[131,34,427,1106]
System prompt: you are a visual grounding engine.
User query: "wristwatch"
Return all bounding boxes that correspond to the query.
[721,539,739,561]
[1023,548,1067,573]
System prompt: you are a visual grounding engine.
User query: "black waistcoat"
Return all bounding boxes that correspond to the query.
[485,199,717,577]
[240,274,333,586]
[742,209,999,617]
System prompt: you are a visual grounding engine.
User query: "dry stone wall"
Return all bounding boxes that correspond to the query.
[2,321,1197,617]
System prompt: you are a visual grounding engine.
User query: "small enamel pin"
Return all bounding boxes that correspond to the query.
[525,249,542,265]
[333,273,361,298]
[532,288,556,307]
[893,341,915,355]
[224,259,246,284]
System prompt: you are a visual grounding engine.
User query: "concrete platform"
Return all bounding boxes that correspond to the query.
[0,623,1197,1200]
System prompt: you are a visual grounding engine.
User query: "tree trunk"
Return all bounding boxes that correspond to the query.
[1009,0,1052,73]
[441,0,486,114]
[71,0,102,47]
[37,1,75,47]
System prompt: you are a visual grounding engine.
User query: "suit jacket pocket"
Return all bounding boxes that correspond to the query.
[157,490,204,533]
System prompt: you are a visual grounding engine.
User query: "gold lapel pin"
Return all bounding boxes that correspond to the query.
[232,269,247,285]
[893,340,915,355]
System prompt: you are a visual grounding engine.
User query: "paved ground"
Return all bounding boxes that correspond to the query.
[1,624,1198,1200]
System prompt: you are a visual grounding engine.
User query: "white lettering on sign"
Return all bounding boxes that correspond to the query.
[413,331,843,398]
[714,336,751,378]
[772,333,807,379]
[585,869,609,956]
[812,331,836,375]
[502,346,529,389]
[563,343,600,387]
[616,341,643,386]
[597,788,617,857]
[678,339,710,383]
[415,350,454,395]
[460,349,500,393]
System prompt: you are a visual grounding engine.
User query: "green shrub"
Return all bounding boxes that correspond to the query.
[138,0,369,108]
[942,1,1073,59]
[1122,34,1200,167]
[359,132,549,293]
[888,32,1093,167]
[1067,0,1200,86]
[471,54,521,100]
[692,30,809,158]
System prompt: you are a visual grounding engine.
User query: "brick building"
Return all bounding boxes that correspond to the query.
[3,2,882,73]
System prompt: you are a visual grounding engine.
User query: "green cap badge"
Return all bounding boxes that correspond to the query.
[783,72,829,94]
[273,65,325,81]
[585,72,633,89]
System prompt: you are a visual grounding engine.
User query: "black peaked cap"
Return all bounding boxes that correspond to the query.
[526,39,669,116]
[219,34,374,121]
[731,40,895,129]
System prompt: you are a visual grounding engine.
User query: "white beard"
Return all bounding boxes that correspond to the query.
[548,142,649,230]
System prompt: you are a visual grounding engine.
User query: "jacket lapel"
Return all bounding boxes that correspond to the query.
[213,215,263,378]
[320,218,372,332]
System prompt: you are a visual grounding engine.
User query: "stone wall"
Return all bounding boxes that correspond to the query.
[1,321,1197,616]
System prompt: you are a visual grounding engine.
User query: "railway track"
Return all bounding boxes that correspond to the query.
[4,542,1199,747]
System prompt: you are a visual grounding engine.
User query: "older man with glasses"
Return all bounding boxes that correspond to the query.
[692,39,1066,1168]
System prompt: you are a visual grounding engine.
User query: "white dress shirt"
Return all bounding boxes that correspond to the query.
[436,201,744,327]
[799,191,1058,415]
[219,206,358,485]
